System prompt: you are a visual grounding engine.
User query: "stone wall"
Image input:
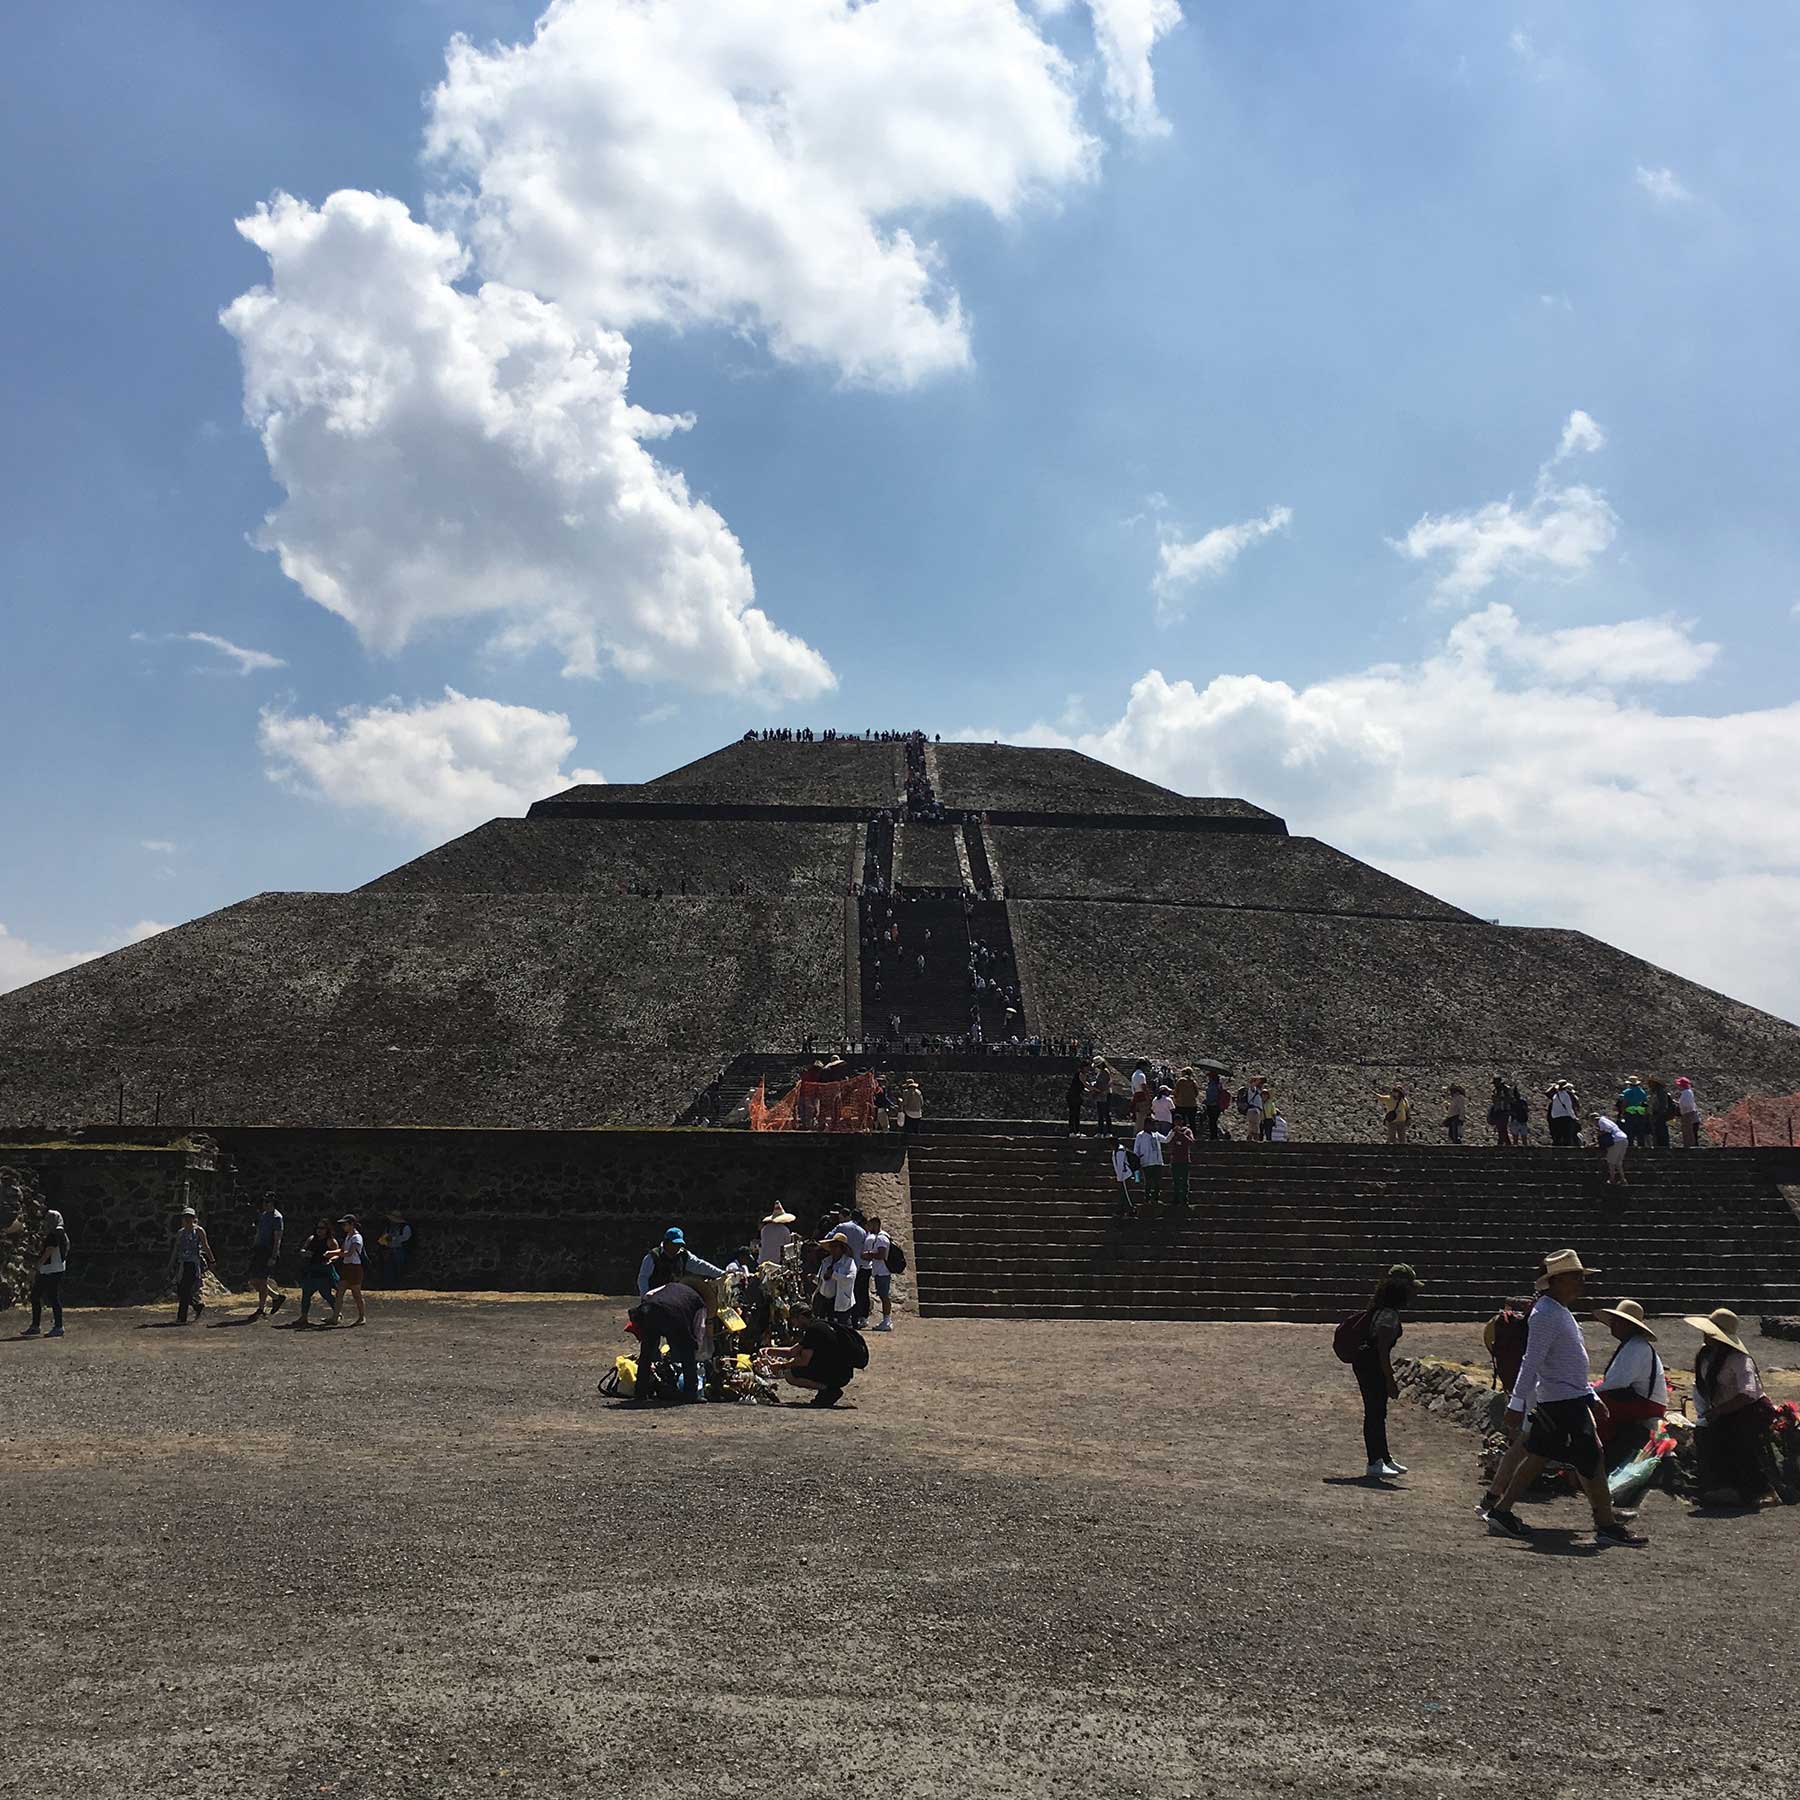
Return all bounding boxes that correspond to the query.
[0,1127,865,1303]
[0,1139,224,1305]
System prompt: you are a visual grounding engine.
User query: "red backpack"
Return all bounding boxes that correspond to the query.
[1332,1309,1372,1363]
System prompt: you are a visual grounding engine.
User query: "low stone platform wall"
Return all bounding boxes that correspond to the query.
[0,1126,873,1303]
[1764,1316,1800,1342]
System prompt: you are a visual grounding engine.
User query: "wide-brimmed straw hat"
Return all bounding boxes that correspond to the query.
[1684,1307,1749,1354]
[1535,1247,1599,1290]
[1596,1298,1657,1341]
[763,1206,796,1226]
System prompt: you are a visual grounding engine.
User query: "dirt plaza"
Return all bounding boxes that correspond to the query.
[3,1297,1795,1800]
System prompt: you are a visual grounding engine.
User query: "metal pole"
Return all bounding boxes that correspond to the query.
[117,1074,125,1125]
[153,1091,162,1127]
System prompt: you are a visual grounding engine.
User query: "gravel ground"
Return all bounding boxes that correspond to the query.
[3,1296,1796,1800]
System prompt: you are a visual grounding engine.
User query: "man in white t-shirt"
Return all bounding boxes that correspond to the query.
[1133,1125,1168,1209]
[864,1213,894,1332]
[1674,1078,1701,1148]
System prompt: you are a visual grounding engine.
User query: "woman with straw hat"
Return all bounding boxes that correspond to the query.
[1593,1299,1667,1468]
[1684,1309,1771,1508]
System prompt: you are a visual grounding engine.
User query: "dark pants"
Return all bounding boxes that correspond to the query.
[1447,1116,1464,1144]
[852,1267,872,1326]
[1697,1408,1769,1502]
[1651,1120,1671,1149]
[1095,1098,1112,1130]
[1353,1354,1391,1466]
[1170,1164,1190,1206]
[175,1264,204,1323]
[300,1272,336,1319]
[1175,1106,1199,1133]
[31,1273,64,1330]
[1142,1165,1164,1206]
[1067,1101,1083,1134]
[1203,1105,1221,1141]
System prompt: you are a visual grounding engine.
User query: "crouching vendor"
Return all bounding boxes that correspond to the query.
[1592,1298,1667,1468]
[628,1282,709,1406]
[763,1320,860,1408]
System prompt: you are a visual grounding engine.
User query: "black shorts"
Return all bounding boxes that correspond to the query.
[247,1249,274,1280]
[1526,1397,1602,1479]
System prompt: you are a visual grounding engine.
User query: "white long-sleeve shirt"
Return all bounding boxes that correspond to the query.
[1598,1335,1668,1407]
[1507,1295,1593,1415]
[1133,1129,1167,1168]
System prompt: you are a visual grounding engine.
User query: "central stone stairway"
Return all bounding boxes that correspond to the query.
[907,1134,1800,1320]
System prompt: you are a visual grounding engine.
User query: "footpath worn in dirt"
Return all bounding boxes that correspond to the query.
[2,1298,1795,1799]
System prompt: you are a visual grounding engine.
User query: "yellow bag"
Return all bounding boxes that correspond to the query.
[614,1354,639,1398]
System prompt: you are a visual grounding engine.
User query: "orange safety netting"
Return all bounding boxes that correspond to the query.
[1705,1089,1800,1148]
[748,1072,881,1132]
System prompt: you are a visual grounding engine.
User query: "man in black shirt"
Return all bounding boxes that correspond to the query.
[764,1321,857,1407]
[628,1282,708,1405]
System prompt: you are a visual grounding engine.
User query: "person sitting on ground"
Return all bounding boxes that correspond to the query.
[763,1317,858,1406]
[1593,1111,1630,1187]
[1478,1248,1647,1546]
[1674,1076,1702,1147]
[1686,1309,1771,1508]
[628,1281,708,1406]
[1593,1299,1667,1469]
[1348,1263,1421,1479]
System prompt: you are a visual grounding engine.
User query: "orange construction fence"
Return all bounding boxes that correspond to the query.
[748,1072,881,1133]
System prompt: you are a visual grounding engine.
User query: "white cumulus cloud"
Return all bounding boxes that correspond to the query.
[1393,411,1617,601]
[424,0,1111,388]
[258,686,604,839]
[1085,0,1184,136]
[1635,164,1693,204]
[222,190,834,699]
[0,921,171,997]
[982,606,1800,1019]
[1152,504,1292,613]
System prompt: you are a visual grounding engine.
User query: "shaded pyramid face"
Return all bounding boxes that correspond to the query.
[2,737,1797,1136]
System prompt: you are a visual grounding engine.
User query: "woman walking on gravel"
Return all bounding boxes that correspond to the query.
[22,1209,70,1338]
[329,1214,367,1327]
[168,1207,215,1325]
[1347,1263,1422,1479]
[297,1218,341,1326]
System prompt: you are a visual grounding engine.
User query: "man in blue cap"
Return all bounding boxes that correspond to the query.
[636,1226,725,1296]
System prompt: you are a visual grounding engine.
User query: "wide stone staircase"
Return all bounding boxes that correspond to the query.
[907,1134,1800,1321]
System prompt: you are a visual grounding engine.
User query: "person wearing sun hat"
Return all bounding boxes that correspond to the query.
[1685,1308,1770,1507]
[1594,1299,1668,1468]
[1673,1076,1702,1147]
[1480,1249,1647,1546]
[758,1204,797,1269]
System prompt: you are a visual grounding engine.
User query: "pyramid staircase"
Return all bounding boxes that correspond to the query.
[906,1134,1800,1321]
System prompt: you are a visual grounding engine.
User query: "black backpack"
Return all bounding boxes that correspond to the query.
[886,1240,908,1275]
[833,1322,871,1370]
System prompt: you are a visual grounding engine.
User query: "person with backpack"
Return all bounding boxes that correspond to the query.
[763,1315,866,1406]
[1064,1064,1088,1136]
[1241,1078,1265,1143]
[1508,1085,1531,1147]
[1376,1084,1409,1145]
[1335,1263,1423,1480]
[1617,1076,1651,1150]
[1593,1111,1630,1187]
[1165,1116,1196,1203]
[1132,1122,1169,1208]
[1488,1078,1513,1147]
[1646,1078,1675,1150]
[864,1212,897,1333]
[1203,1070,1225,1142]
[21,1209,70,1338]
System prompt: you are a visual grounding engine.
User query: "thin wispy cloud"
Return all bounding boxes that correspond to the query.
[1152,504,1292,615]
[1635,164,1693,205]
[131,630,287,676]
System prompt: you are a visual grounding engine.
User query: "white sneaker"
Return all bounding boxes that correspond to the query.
[1384,1460,1408,1476]
[1366,1460,1393,1479]
[873,1319,894,1332]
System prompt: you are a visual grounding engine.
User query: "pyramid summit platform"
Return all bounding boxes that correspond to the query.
[4,732,1796,1136]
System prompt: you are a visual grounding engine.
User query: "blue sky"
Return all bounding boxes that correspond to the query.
[4,1,1799,1017]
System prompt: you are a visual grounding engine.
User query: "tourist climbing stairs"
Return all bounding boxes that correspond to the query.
[906,1134,1800,1321]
